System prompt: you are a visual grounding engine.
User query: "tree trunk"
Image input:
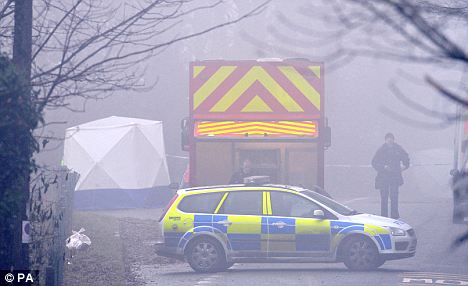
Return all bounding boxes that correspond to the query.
[12,0,33,269]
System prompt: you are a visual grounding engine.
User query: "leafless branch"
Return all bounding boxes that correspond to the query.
[261,0,468,116]
[426,76,468,107]
[0,0,13,20]
[379,106,453,129]
[22,0,269,113]
[389,81,458,121]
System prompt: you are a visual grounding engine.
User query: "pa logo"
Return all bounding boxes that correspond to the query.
[4,272,34,283]
[4,273,14,283]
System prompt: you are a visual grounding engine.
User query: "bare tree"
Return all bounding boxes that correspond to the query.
[0,0,268,270]
[247,1,467,108]
[0,0,268,114]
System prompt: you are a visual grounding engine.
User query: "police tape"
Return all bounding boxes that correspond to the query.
[163,157,451,167]
[166,154,189,160]
[325,163,451,168]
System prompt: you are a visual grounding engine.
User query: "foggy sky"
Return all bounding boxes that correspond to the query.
[37,0,456,189]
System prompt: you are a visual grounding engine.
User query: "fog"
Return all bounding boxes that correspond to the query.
[15,1,468,284]
[36,1,456,197]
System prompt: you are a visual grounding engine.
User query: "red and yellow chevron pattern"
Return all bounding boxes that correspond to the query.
[190,60,323,120]
[194,121,318,138]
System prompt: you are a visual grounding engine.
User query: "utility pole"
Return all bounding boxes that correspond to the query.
[13,0,32,80]
[12,0,33,269]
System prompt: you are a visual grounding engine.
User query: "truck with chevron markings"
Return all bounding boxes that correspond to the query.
[181,59,331,189]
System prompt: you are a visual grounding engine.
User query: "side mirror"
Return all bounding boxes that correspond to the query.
[313,209,325,219]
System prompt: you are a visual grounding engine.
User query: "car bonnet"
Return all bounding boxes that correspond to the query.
[344,213,412,230]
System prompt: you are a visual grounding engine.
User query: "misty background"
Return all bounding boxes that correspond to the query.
[36,0,456,199]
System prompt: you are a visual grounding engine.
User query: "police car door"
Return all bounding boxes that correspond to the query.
[267,191,331,257]
[215,191,267,258]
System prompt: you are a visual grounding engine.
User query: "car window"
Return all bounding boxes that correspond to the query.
[299,189,356,216]
[218,191,263,215]
[177,192,224,214]
[270,191,322,218]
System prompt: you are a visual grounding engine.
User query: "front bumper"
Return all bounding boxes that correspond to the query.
[384,231,417,260]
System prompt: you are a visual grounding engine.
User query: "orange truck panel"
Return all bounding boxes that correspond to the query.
[194,121,318,138]
[190,60,323,120]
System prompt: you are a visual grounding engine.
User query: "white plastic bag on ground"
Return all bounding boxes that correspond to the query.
[66,227,91,251]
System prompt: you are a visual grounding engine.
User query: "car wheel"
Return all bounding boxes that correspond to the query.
[342,236,381,271]
[186,237,226,273]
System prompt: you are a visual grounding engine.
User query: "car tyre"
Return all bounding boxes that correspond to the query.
[342,236,381,271]
[186,237,226,273]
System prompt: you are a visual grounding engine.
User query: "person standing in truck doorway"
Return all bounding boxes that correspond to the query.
[371,133,410,219]
[230,158,254,184]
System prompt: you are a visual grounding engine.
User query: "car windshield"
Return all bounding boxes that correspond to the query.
[298,189,358,216]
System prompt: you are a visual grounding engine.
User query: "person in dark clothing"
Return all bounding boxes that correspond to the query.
[230,158,254,184]
[371,133,410,219]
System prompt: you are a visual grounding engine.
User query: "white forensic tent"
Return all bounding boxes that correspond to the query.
[63,116,172,209]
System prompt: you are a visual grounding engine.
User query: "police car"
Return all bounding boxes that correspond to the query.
[156,183,417,272]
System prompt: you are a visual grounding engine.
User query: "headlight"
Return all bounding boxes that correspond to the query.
[388,227,406,236]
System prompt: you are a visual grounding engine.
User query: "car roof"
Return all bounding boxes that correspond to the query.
[178,184,303,194]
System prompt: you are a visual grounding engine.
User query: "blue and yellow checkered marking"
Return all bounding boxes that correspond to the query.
[192,214,266,251]
[167,215,393,252]
[330,221,392,250]
[373,234,391,250]
[227,234,262,251]
[267,217,296,234]
[264,217,332,252]
[163,190,394,253]
[364,224,392,250]
[331,221,364,234]
[168,215,393,252]
[296,234,330,251]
